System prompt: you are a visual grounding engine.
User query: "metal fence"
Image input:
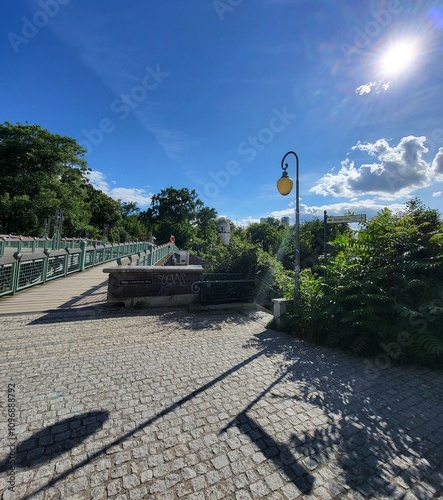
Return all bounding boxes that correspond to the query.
[191,273,257,304]
[0,241,179,297]
[0,235,106,257]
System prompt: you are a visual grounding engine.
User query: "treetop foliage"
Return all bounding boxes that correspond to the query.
[0,123,220,244]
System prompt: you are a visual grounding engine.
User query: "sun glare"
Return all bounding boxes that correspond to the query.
[380,40,417,76]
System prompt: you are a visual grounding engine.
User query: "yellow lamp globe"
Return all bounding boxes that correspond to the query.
[277,174,293,196]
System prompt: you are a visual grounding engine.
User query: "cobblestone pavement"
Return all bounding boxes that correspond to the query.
[0,307,442,499]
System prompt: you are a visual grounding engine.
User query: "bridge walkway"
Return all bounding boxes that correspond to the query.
[0,263,110,315]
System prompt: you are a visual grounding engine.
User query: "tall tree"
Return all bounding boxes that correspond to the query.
[246,221,283,254]
[141,187,205,247]
[0,122,89,235]
[195,206,218,241]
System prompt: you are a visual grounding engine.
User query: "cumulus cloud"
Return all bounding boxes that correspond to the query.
[270,199,405,222]
[234,216,260,227]
[85,170,152,207]
[432,147,443,180]
[310,136,440,199]
[432,191,442,197]
[355,80,390,95]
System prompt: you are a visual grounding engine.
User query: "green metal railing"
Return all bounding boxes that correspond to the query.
[191,273,257,304]
[0,240,180,297]
[0,235,107,257]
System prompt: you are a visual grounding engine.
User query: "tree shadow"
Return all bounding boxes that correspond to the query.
[27,302,255,328]
[246,329,443,497]
[27,304,181,325]
[0,411,109,471]
[157,309,252,331]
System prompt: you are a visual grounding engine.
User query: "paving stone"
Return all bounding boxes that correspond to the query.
[122,473,141,490]
[249,479,271,497]
[235,490,254,499]
[106,478,123,496]
[211,454,229,470]
[264,471,285,491]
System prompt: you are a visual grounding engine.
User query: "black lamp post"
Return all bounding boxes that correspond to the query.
[276,151,300,305]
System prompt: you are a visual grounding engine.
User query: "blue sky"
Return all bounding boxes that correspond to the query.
[1,0,443,226]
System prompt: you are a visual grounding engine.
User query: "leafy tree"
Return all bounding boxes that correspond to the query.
[0,122,90,236]
[195,206,218,241]
[83,184,124,240]
[267,218,351,271]
[120,201,139,217]
[0,122,87,195]
[246,221,283,254]
[141,187,214,247]
[0,122,151,242]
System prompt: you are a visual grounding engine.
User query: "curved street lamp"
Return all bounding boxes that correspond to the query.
[276,151,300,306]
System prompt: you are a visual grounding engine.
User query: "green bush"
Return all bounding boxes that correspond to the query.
[287,200,443,369]
[206,237,292,308]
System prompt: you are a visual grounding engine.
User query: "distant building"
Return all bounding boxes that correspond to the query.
[259,216,290,225]
[217,217,231,245]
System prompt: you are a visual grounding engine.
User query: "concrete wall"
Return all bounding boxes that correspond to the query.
[103,265,204,307]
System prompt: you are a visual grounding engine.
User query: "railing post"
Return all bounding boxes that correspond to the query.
[63,248,70,276]
[42,248,50,283]
[147,243,153,266]
[12,251,21,295]
[79,240,87,271]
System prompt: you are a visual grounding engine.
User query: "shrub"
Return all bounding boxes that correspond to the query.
[287,201,443,368]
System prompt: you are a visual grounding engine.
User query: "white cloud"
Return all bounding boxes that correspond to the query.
[235,216,261,227]
[310,136,440,200]
[432,191,442,197]
[355,80,390,95]
[270,199,405,222]
[431,147,443,181]
[85,170,152,207]
[86,170,109,193]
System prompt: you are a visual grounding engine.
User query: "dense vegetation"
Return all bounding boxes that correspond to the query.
[200,203,443,369]
[286,199,443,369]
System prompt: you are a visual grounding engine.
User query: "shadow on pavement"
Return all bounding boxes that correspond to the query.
[247,329,443,498]
[221,363,315,494]
[0,411,109,471]
[225,411,314,494]
[27,306,253,328]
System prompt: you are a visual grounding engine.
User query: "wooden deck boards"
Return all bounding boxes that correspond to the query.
[0,264,110,315]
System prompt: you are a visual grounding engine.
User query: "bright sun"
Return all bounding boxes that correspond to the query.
[380,40,417,76]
